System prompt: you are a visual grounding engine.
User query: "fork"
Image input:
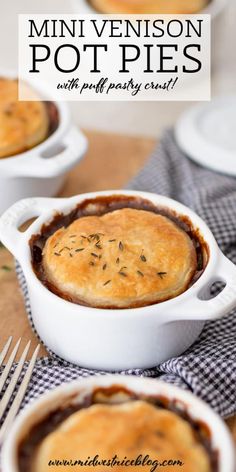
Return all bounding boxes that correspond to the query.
[0,337,40,443]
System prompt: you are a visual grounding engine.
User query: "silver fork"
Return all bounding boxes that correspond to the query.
[0,337,40,443]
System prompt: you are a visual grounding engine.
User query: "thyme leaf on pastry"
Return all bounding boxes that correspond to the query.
[119,241,124,251]
[108,239,116,242]
[91,253,99,258]
[140,253,147,262]
[89,233,100,241]
[103,280,111,286]
[157,272,167,279]
[59,247,70,253]
[54,252,61,256]
[1,265,12,272]
[116,257,120,264]
[137,270,144,277]
[103,264,107,270]
[95,242,102,249]
[75,248,85,252]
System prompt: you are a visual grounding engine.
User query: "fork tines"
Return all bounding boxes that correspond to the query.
[0,337,40,442]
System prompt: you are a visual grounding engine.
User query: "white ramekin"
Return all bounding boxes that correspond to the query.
[0,190,236,371]
[0,70,88,214]
[2,375,235,472]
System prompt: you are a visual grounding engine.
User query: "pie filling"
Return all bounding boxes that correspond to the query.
[18,385,218,472]
[30,196,208,309]
[0,78,59,159]
[87,0,210,14]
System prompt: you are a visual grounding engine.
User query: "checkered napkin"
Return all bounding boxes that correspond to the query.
[12,130,236,418]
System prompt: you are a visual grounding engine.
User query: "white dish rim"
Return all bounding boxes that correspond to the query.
[175,95,236,177]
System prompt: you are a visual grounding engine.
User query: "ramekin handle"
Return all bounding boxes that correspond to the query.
[18,127,88,178]
[171,253,236,321]
[0,197,64,258]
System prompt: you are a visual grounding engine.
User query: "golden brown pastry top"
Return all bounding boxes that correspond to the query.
[0,78,49,158]
[88,0,208,14]
[42,208,197,308]
[33,401,211,472]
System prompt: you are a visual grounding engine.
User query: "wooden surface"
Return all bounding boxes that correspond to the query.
[0,130,235,438]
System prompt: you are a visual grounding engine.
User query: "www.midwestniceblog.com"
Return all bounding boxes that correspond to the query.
[48,454,184,470]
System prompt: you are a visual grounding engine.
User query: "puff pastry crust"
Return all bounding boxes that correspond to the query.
[42,208,197,308]
[88,0,208,14]
[33,401,211,472]
[0,78,49,158]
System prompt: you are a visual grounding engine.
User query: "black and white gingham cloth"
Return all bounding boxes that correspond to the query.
[12,130,236,418]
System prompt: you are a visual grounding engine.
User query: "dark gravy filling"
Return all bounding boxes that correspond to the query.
[45,101,59,138]
[30,195,209,308]
[18,385,218,472]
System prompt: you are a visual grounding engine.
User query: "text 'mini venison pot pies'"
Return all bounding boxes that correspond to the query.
[1,190,236,370]
[0,75,87,214]
[2,376,235,472]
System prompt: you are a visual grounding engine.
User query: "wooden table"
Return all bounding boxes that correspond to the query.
[0,130,235,440]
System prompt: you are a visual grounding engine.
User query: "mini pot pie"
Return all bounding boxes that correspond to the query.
[88,0,209,14]
[0,78,58,159]
[30,196,207,309]
[18,385,218,472]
